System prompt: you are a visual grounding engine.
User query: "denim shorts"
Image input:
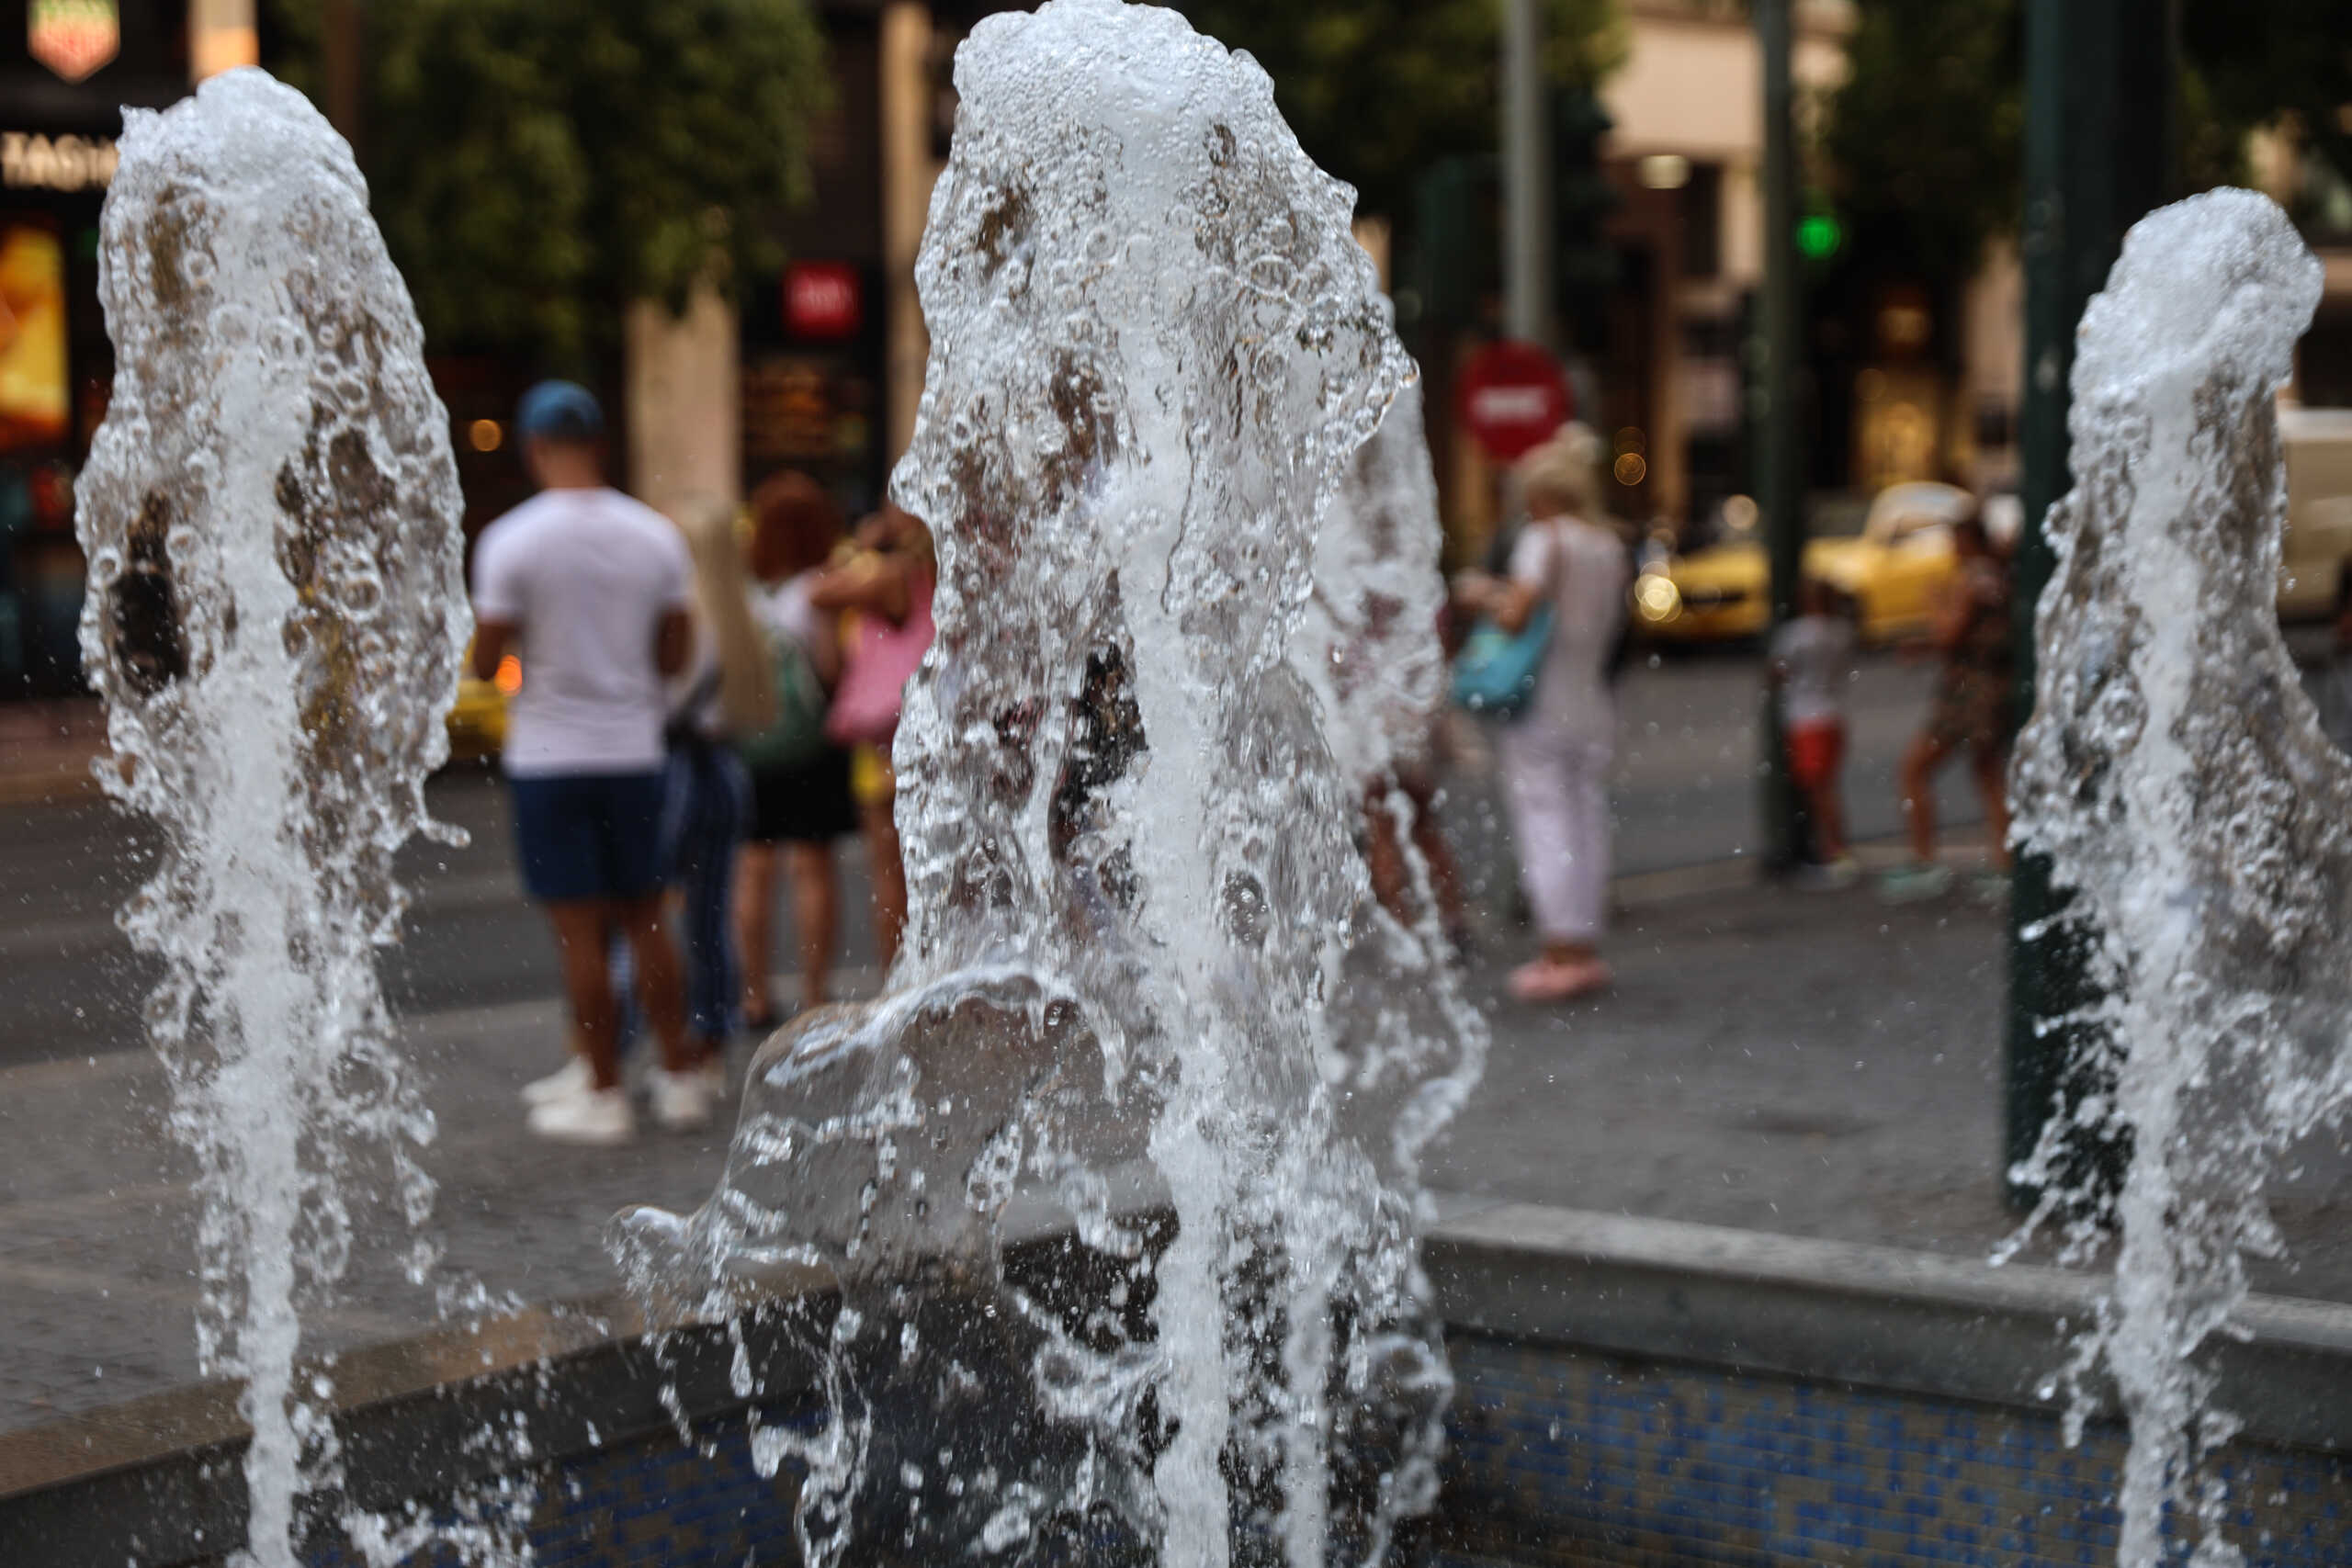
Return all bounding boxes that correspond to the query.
[507,770,668,903]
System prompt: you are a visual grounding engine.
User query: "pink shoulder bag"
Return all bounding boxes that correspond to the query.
[825,573,935,749]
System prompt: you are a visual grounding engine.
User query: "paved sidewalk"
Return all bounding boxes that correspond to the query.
[6,854,2352,1437]
[0,700,107,807]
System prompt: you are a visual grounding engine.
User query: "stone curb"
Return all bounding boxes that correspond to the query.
[10,1198,2352,1565]
[1426,1201,2352,1454]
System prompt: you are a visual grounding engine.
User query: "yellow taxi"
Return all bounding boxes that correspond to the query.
[1633,481,1978,646]
[443,644,518,761]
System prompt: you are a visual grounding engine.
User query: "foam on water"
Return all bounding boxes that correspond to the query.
[76,69,476,1567]
[615,4,1484,1562]
[2007,188,2340,1566]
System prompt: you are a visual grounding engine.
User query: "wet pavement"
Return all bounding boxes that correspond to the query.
[8,845,2352,1436]
[5,647,2347,1438]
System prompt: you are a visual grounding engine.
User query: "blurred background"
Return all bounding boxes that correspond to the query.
[4,0,2352,1430]
[0,0,2346,699]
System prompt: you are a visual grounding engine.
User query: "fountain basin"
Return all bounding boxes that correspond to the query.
[6,1200,2350,1566]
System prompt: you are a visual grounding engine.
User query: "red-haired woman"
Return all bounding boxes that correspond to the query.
[731,471,859,1029]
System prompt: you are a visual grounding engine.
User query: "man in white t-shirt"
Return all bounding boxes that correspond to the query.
[469,380,707,1144]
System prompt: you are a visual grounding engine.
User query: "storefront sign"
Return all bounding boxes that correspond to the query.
[785,262,862,341]
[0,225,70,453]
[1,132,118,192]
[28,0,119,85]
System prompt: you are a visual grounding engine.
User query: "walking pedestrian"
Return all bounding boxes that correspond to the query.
[469,380,704,1145]
[811,503,935,972]
[733,471,859,1029]
[1883,507,2014,901]
[1458,424,1630,1003]
[1769,575,1858,882]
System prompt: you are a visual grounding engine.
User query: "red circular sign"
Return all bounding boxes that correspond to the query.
[785,261,863,341]
[1455,340,1572,463]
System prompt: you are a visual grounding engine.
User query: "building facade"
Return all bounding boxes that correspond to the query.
[0,0,189,697]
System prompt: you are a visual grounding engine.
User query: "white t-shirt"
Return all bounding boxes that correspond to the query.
[470,487,694,777]
[749,569,838,683]
[1510,515,1630,745]
[1769,614,1853,728]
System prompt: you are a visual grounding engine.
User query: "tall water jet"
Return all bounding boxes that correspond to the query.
[75,70,470,1566]
[2007,189,2341,1566]
[1297,380,1449,811]
[615,3,1484,1562]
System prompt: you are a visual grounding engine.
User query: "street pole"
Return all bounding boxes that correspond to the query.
[1754,0,1804,872]
[1500,0,1552,348]
[2003,0,2177,1211]
[322,0,365,168]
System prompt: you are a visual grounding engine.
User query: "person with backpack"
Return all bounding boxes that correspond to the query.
[732,471,859,1030]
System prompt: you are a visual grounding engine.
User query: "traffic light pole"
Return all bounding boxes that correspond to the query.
[2003,0,2177,1210]
[1754,0,1804,873]
[1500,0,1552,347]
[323,0,366,166]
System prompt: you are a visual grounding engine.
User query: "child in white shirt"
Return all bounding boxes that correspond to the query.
[1768,577,1856,873]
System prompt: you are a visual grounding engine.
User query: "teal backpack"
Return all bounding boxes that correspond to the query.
[735,627,830,771]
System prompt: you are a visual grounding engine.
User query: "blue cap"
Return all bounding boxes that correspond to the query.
[515,380,604,443]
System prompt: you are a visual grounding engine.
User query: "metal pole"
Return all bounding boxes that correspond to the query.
[1755,0,1805,872]
[2003,0,2176,1210]
[1500,0,1551,347]
[322,0,366,167]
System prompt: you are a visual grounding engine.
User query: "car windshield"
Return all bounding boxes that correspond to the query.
[1806,494,1871,538]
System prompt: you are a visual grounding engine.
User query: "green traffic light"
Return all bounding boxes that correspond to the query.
[1796,213,1843,260]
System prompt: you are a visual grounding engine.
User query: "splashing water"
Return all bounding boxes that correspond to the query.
[2007,189,2340,1566]
[75,70,471,1567]
[615,4,1484,1563]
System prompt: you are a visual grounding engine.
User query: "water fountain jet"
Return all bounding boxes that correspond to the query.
[2008,186,2346,1568]
[616,4,1484,1562]
[75,68,476,1568]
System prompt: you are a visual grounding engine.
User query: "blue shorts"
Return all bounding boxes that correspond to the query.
[507,771,669,903]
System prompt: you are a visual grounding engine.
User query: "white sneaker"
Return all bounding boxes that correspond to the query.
[520,1055,593,1108]
[1878,862,1955,904]
[1794,855,1861,892]
[650,1066,714,1132]
[526,1084,635,1145]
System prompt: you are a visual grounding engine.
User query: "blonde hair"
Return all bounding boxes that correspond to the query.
[672,500,776,738]
[1517,422,1607,519]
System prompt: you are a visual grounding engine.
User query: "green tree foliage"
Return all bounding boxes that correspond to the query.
[2186,0,2352,215]
[1172,0,1627,222]
[1826,0,2352,284]
[1819,2,2022,285]
[272,0,829,359]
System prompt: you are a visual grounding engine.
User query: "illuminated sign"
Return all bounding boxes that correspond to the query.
[785,262,862,341]
[0,226,70,452]
[1,133,119,192]
[28,0,119,85]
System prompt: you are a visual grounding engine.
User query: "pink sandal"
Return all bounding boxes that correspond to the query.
[1507,956,1613,1003]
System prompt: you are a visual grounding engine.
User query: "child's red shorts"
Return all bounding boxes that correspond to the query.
[1786,718,1845,792]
